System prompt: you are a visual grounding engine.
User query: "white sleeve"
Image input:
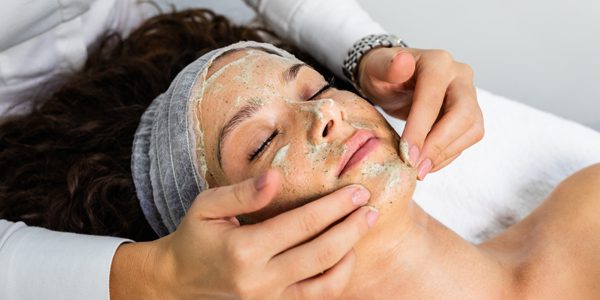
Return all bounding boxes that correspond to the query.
[0,0,93,52]
[0,219,131,300]
[244,0,388,80]
[0,0,156,118]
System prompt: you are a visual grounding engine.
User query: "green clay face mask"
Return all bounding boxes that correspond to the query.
[198,47,417,224]
[194,50,302,181]
[399,138,412,167]
[271,143,291,175]
[300,98,335,121]
[188,51,267,182]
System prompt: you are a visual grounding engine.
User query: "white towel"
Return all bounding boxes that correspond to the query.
[381,88,600,243]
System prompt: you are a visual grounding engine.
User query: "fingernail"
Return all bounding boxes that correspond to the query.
[409,145,420,167]
[399,138,410,165]
[417,158,432,180]
[366,207,379,228]
[255,172,269,190]
[351,186,370,206]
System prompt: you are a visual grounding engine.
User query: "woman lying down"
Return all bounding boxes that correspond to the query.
[131,40,600,298]
[0,9,597,298]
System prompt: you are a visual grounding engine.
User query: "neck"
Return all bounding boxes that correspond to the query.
[343,199,516,299]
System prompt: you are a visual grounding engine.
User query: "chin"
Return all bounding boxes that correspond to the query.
[340,143,416,211]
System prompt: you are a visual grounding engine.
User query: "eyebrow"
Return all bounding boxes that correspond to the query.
[284,63,308,82]
[218,101,263,167]
[217,62,309,168]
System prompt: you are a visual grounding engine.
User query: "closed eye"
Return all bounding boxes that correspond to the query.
[248,129,279,162]
[308,77,335,100]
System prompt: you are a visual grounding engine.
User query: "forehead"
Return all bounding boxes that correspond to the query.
[201,48,295,111]
[207,48,295,78]
[202,49,300,110]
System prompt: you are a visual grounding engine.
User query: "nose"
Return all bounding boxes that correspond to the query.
[301,98,346,144]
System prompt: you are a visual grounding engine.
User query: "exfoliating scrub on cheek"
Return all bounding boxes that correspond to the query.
[264,95,414,213]
[271,144,290,168]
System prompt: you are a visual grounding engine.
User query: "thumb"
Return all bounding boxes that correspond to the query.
[360,47,416,85]
[188,169,282,221]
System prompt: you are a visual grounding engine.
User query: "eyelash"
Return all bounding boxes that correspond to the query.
[247,77,335,162]
[308,77,335,100]
[249,129,280,162]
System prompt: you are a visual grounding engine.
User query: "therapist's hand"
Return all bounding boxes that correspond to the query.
[357,47,484,180]
[110,169,376,300]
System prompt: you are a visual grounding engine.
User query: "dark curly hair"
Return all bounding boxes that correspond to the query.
[0,8,336,241]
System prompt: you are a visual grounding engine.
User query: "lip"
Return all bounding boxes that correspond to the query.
[338,129,381,177]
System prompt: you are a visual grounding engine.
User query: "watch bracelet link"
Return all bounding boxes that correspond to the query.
[342,34,408,93]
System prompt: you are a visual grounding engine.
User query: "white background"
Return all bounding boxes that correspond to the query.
[168,0,599,131]
[356,0,600,131]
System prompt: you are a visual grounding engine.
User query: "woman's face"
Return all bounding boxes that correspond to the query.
[196,49,416,222]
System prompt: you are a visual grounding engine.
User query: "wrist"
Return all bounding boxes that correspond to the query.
[110,240,170,299]
[342,34,408,92]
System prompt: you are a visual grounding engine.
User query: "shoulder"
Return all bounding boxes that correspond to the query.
[523,164,600,297]
[548,163,600,260]
[552,163,600,207]
[542,163,600,226]
[563,163,600,184]
[525,163,600,252]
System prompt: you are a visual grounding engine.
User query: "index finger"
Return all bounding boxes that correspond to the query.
[418,79,479,169]
[243,184,370,256]
[401,67,450,163]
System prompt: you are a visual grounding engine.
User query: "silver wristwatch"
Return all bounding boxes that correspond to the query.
[342,34,408,91]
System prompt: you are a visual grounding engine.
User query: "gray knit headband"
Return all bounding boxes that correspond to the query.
[131,41,298,237]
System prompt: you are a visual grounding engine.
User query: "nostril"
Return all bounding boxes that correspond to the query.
[322,120,333,137]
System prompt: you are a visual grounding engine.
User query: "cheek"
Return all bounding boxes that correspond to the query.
[352,99,381,119]
[272,142,334,193]
[344,97,391,133]
[239,142,341,224]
